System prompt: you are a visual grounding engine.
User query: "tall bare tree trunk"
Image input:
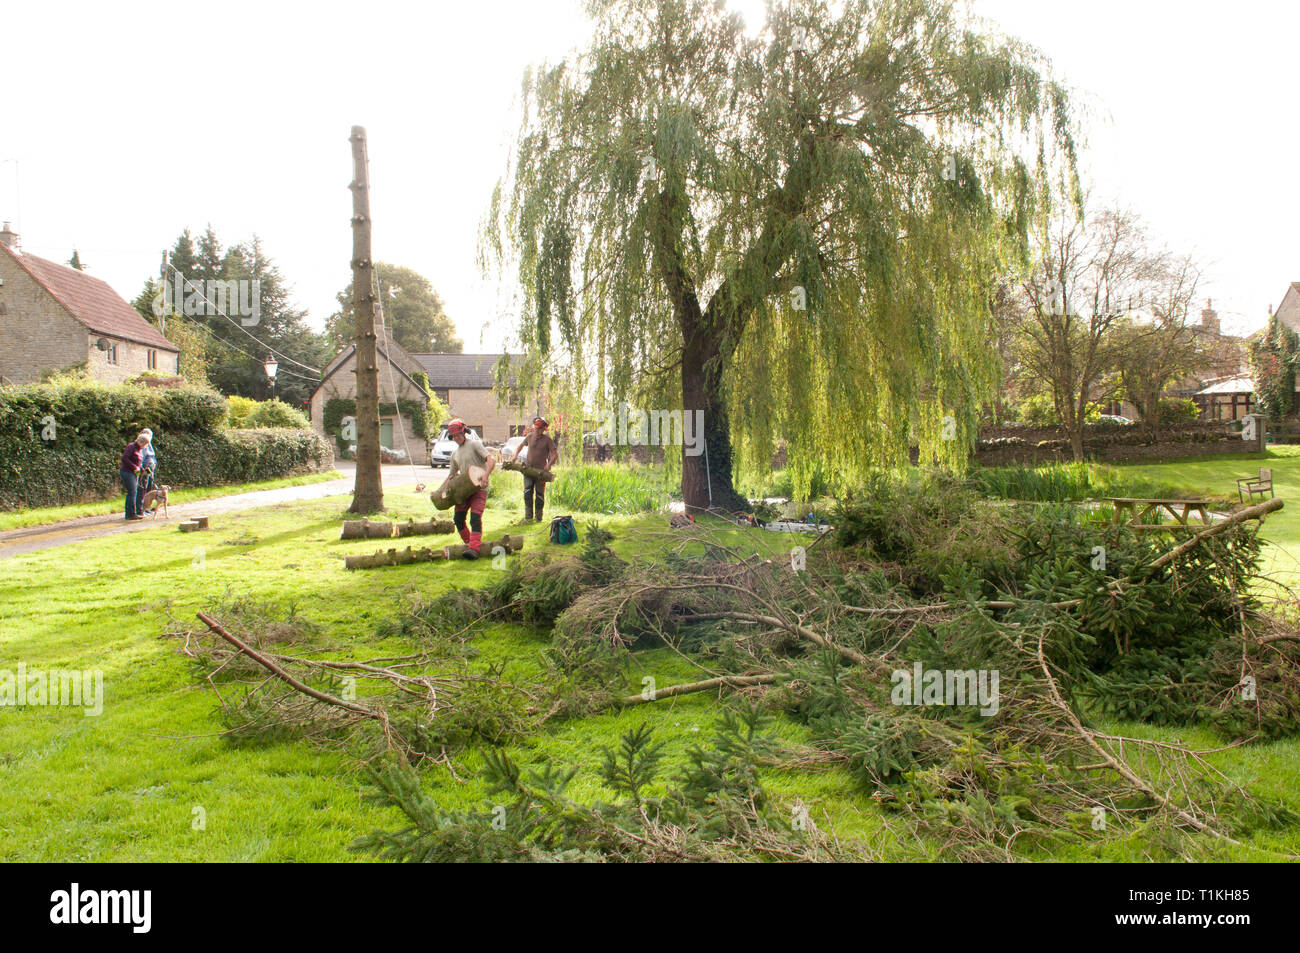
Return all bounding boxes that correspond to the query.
[349,125,384,513]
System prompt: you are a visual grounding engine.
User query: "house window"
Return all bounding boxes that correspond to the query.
[106,343,118,365]
[432,387,450,404]
[147,349,157,370]
[510,424,528,437]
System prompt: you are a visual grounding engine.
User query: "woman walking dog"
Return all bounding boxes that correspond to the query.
[119,431,151,520]
[135,428,157,517]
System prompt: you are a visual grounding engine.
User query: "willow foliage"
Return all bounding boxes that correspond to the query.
[484,0,1080,499]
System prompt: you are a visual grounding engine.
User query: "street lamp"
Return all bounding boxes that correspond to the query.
[263,354,278,400]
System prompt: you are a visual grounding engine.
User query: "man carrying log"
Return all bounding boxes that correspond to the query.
[509,416,559,523]
[440,418,496,559]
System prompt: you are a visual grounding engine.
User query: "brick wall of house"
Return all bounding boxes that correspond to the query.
[0,254,88,382]
[86,335,179,385]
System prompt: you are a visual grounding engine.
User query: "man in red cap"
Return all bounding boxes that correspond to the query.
[509,416,559,522]
[440,418,495,559]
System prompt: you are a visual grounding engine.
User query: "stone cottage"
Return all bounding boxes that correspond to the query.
[0,223,179,384]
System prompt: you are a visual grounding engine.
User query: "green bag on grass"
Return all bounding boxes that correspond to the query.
[549,515,578,544]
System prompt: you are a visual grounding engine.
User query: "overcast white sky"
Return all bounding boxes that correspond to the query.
[1,0,1294,358]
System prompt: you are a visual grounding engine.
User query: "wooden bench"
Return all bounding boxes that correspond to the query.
[1236,468,1274,504]
[1102,498,1213,532]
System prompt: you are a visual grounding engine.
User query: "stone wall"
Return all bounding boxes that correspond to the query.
[86,335,179,385]
[975,417,1266,467]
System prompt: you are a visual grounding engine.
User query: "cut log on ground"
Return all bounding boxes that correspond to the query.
[394,518,455,538]
[340,519,395,540]
[345,546,447,570]
[502,460,556,482]
[443,534,524,560]
[341,518,456,540]
[431,466,488,509]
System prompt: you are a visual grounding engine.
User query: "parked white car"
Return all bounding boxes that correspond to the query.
[502,434,527,462]
[428,427,481,467]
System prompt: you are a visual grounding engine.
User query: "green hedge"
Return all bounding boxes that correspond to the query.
[0,381,331,509]
[1,429,333,510]
[0,381,227,452]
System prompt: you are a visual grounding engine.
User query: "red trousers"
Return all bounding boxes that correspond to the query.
[454,488,487,551]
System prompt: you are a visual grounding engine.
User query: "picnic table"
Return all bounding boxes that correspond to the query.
[1102,497,1213,532]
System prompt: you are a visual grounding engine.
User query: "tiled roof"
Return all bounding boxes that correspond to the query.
[0,243,176,351]
[1196,375,1254,395]
[411,353,519,389]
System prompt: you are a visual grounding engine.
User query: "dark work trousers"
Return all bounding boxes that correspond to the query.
[121,469,140,518]
[523,475,545,521]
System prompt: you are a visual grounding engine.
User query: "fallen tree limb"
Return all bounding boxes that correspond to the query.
[1032,626,1238,844]
[196,611,386,722]
[678,604,871,666]
[1146,497,1283,574]
[618,673,781,707]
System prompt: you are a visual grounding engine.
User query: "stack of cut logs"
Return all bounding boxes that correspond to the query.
[344,534,525,570]
[339,518,455,540]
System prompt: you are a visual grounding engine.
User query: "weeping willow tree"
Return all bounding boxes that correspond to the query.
[483,0,1080,507]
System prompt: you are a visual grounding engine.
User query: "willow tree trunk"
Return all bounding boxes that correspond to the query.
[681,313,748,514]
[348,125,384,514]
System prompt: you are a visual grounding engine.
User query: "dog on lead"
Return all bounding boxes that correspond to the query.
[142,485,170,518]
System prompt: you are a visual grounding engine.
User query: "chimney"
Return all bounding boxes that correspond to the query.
[1200,298,1220,335]
[0,222,16,249]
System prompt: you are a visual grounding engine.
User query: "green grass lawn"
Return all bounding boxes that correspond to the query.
[2,461,1298,862]
[0,470,345,532]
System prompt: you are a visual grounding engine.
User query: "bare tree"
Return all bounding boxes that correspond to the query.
[1111,252,1204,432]
[1017,204,1163,459]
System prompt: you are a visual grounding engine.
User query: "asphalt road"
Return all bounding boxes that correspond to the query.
[0,462,447,559]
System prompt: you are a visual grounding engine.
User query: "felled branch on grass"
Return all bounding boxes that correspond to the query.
[197,611,393,736]
[617,673,781,707]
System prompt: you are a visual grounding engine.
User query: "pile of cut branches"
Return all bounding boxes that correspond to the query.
[172,478,1300,861]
